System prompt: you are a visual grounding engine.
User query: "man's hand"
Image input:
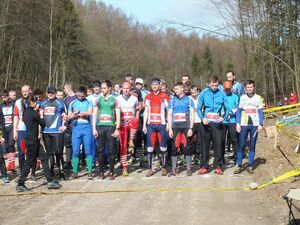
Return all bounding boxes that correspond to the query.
[202,118,209,125]
[38,132,42,140]
[0,138,5,144]
[236,124,241,133]
[257,125,263,132]
[93,128,98,138]
[39,109,44,118]
[113,129,120,137]
[142,125,147,134]
[187,129,193,137]
[217,117,224,123]
[13,131,18,141]
[59,126,67,132]
[169,129,173,138]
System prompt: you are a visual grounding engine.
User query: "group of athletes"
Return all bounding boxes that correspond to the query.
[0,71,264,192]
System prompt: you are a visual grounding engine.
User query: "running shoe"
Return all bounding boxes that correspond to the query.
[234,166,241,174]
[47,181,62,189]
[88,173,93,180]
[146,169,154,177]
[247,167,254,174]
[2,176,10,184]
[69,173,78,180]
[107,173,115,180]
[161,168,168,176]
[168,169,176,177]
[98,173,105,180]
[186,169,192,176]
[122,168,128,176]
[197,167,208,175]
[214,167,223,175]
[16,184,30,192]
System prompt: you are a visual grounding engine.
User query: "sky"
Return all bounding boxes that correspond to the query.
[99,0,224,34]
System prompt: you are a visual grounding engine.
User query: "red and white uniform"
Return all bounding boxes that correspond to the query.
[13,99,27,131]
[116,94,139,169]
[116,94,139,124]
[144,92,169,125]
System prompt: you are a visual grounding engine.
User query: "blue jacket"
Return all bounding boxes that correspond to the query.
[223,92,239,124]
[197,88,227,122]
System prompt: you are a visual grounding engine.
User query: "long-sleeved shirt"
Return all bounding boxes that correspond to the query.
[236,93,264,126]
[197,88,227,123]
[223,92,239,124]
[23,107,45,140]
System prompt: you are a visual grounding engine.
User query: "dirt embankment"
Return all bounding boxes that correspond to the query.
[255,119,300,224]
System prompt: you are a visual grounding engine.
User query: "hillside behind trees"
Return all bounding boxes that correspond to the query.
[0,0,299,104]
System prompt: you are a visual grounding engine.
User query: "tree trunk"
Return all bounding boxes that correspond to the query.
[48,0,53,87]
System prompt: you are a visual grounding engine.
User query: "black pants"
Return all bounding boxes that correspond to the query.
[43,133,64,176]
[18,138,52,185]
[201,123,224,168]
[97,126,116,174]
[189,123,201,159]
[2,126,15,153]
[0,146,7,177]
[64,128,72,164]
[222,123,238,160]
[171,128,192,156]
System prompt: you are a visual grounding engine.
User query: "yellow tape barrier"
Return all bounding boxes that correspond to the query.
[277,126,300,140]
[257,168,300,190]
[264,103,300,114]
[1,168,300,196]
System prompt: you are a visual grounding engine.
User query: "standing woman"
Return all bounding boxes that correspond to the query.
[16,94,62,192]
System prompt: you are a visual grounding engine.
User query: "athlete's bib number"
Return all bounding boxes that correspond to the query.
[99,114,112,122]
[4,115,12,124]
[206,112,219,122]
[44,107,56,116]
[122,111,134,120]
[174,113,186,122]
[150,114,162,123]
[244,108,256,115]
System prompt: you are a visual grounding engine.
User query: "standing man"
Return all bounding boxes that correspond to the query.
[143,78,169,177]
[40,87,66,180]
[9,90,17,102]
[235,80,264,174]
[222,81,239,163]
[63,83,77,170]
[134,78,149,164]
[168,82,194,176]
[197,76,227,175]
[189,85,202,165]
[112,83,121,97]
[87,80,102,165]
[68,86,94,180]
[0,90,16,171]
[181,74,191,84]
[13,85,31,172]
[115,81,139,176]
[93,80,119,180]
[56,89,64,101]
[225,71,244,97]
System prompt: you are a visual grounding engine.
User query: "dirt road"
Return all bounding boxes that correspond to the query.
[0,165,274,225]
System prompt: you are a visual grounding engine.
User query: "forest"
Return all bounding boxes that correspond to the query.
[0,0,299,105]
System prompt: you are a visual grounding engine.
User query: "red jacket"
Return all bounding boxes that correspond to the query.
[289,94,298,105]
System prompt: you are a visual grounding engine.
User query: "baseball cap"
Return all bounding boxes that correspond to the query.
[135,78,144,84]
[47,87,57,93]
[223,81,232,90]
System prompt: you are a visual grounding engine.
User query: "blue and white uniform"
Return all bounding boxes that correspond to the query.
[236,93,264,167]
[69,98,94,174]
